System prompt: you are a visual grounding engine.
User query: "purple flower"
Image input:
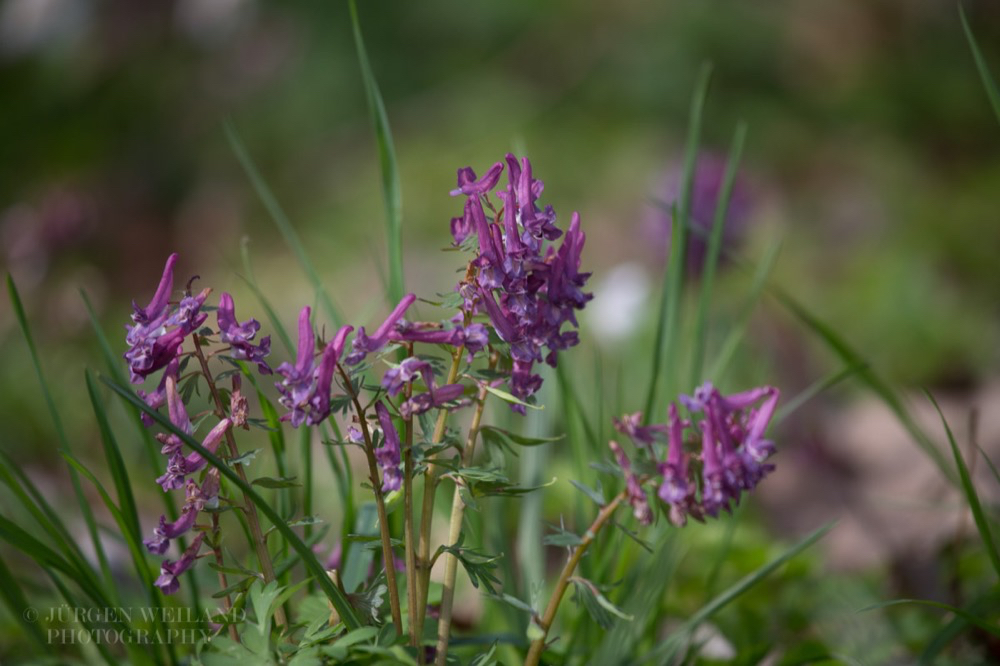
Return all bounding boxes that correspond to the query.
[448,154,592,410]
[374,402,402,492]
[644,153,754,274]
[144,473,218,555]
[155,532,205,595]
[381,357,433,397]
[136,357,180,427]
[400,383,466,419]
[275,306,354,427]
[609,440,652,525]
[154,377,231,491]
[389,321,490,361]
[613,412,666,448]
[450,162,504,197]
[217,292,271,374]
[124,253,208,384]
[657,404,697,525]
[344,294,417,365]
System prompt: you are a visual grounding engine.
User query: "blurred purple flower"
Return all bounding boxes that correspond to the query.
[399,383,465,419]
[644,153,754,274]
[609,440,653,525]
[217,292,271,375]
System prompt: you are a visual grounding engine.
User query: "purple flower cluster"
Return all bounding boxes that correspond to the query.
[218,292,272,375]
[449,154,592,411]
[143,376,230,593]
[124,253,208,385]
[375,402,402,492]
[125,253,273,594]
[612,383,779,526]
[275,306,354,428]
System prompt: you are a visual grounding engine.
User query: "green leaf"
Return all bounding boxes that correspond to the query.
[483,384,542,410]
[570,479,606,507]
[0,552,46,650]
[926,390,1000,580]
[229,448,262,467]
[479,425,562,447]
[572,577,634,629]
[252,476,302,489]
[349,0,404,306]
[101,374,362,629]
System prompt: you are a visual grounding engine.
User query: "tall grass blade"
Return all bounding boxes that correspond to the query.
[689,121,747,388]
[101,373,363,629]
[0,551,47,650]
[860,598,1000,639]
[86,370,142,543]
[7,274,116,599]
[960,4,1000,126]
[643,521,835,663]
[349,0,405,306]
[774,362,863,424]
[224,120,344,327]
[644,63,712,419]
[706,237,781,381]
[240,237,295,355]
[770,286,952,480]
[926,391,1000,580]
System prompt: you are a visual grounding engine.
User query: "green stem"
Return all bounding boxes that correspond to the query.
[403,345,420,648]
[192,335,286,630]
[337,364,403,630]
[433,358,494,666]
[524,492,626,666]
[414,345,465,643]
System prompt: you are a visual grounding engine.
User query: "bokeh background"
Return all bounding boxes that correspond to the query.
[2,0,1000,660]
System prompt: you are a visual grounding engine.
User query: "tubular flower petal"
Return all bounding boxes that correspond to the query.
[217,292,271,374]
[375,402,403,492]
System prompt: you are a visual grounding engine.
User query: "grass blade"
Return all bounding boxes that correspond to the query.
[0,551,47,650]
[689,120,747,388]
[959,4,1000,126]
[100,373,363,628]
[224,120,344,327]
[774,362,864,424]
[643,521,835,663]
[644,63,712,419]
[770,286,952,480]
[7,274,116,600]
[926,390,1000,580]
[860,597,1000,639]
[85,369,141,544]
[349,0,405,306]
[706,237,781,381]
[239,237,295,356]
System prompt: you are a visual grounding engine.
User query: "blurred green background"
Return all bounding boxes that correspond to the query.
[1,0,999,659]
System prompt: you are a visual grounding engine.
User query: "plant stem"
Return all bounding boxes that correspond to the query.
[433,354,496,666]
[210,512,240,642]
[414,345,465,639]
[337,364,404,630]
[191,335,286,630]
[524,492,626,666]
[402,346,420,648]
